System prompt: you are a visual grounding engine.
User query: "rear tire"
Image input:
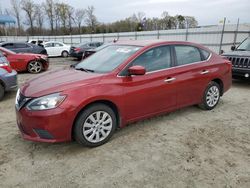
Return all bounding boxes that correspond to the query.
[0,84,4,101]
[74,104,117,147]
[61,51,69,58]
[199,81,221,110]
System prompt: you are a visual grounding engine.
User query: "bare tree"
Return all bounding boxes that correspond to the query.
[136,12,146,23]
[10,0,22,34]
[85,6,98,33]
[21,0,36,35]
[67,5,74,34]
[43,0,55,34]
[57,3,68,33]
[35,4,44,33]
[74,8,85,34]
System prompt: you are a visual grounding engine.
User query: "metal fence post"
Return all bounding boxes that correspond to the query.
[219,17,226,54]
[185,21,189,41]
[157,30,160,39]
[233,18,239,46]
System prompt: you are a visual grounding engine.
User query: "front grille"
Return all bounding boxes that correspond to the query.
[226,56,250,69]
[16,93,31,111]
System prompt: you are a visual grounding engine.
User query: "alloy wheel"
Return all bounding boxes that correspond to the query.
[28,61,42,73]
[206,86,220,107]
[83,111,113,143]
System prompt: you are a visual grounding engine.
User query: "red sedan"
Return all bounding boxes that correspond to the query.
[15,40,232,147]
[0,47,49,73]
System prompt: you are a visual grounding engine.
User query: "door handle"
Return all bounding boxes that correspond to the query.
[200,70,209,75]
[164,77,176,83]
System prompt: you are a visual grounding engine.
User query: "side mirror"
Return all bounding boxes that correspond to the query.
[128,65,146,76]
[231,45,236,51]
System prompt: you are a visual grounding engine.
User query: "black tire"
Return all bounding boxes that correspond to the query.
[27,61,43,74]
[199,81,221,110]
[61,51,69,58]
[0,84,4,101]
[74,104,117,147]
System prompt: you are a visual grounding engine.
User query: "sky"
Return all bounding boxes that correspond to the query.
[1,0,250,26]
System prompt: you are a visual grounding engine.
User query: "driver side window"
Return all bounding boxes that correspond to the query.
[132,46,172,72]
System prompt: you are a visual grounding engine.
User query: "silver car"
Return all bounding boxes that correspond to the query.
[0,51,18,101]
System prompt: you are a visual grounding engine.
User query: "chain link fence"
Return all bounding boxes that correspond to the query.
[1,24,250,54]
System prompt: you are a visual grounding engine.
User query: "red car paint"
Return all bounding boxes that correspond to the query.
[16,40,232,143]
[0,47,49,72]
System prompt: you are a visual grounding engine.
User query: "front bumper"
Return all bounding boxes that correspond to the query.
[16,106,75,143]
[232,68,250,78]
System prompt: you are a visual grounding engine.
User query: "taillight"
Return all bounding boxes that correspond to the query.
[74,48,81,52]
[0,63,12,73]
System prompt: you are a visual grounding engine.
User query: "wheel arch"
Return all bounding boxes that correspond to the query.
[211,78,224,96]
[71,99,121,140]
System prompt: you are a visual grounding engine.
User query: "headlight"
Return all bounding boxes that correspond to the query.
[26,93,66,111]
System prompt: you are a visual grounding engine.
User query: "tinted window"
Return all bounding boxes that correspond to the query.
[89,43,96,47]
[200,49,210,60]
[44,43,53,47]
[132,46,171,72]
[14,43,29,48]
[54,43,63,47]
[175,45,202,65]
[2,43,14,48]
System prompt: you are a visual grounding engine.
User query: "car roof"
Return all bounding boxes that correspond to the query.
[0,41,28,44]
[113,40,202,47]
[44,41,63,44]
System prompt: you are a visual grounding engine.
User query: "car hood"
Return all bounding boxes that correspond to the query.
[21,68,103,97]
[223,50,250,57]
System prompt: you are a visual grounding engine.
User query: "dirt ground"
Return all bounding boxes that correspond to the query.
[0,57,250,188]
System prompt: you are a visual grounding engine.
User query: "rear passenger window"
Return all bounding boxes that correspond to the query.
[2,43,14,48]
[200,49,210,60]
[132,46,171,72]
[14,43,28,48]
[174,45,202,65]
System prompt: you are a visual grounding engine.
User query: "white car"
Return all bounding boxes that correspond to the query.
[43,41,71,57]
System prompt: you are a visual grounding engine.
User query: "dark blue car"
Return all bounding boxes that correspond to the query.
[0,51,17,100]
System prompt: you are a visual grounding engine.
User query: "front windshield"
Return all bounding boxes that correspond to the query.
[75,45,141,73]
[237,38,250,51]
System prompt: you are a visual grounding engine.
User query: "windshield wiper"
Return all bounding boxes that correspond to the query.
[236,49,246,51]
[75,67,95,73]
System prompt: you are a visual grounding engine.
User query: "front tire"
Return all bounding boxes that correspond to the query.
[0,84,4,101]
[74,104,117,147]
[27,61,43,74]
[199,81,221,110]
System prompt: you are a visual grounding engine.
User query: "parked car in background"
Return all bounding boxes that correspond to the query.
[222,37,250,79]
[82,43,110,60]
[28,40,45,48]
[16,40,231,147]
[70,42,103,60]
[43,41,70,58]
[0,42,47,55]
[0,51,17,101]
[0,47,49,74]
